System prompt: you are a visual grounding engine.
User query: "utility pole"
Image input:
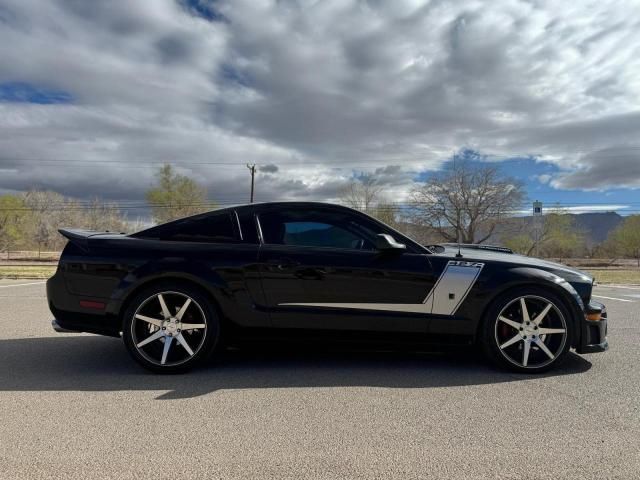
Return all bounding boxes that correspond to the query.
[246,164,256,203]
[533,200,543,257]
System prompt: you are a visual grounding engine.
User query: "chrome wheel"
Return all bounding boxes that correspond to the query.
[494,295,568,369]
[131,291,207,367]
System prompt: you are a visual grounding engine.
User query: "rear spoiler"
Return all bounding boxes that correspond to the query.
[441,243,514,254]
[58,228,124,251]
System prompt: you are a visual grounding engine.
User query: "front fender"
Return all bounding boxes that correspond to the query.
[508,267,585,310]
[463,266,585,347]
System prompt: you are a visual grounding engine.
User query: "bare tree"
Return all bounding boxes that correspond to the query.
[23,190,68,252]
[338,176,400,227]
[23,190,129,252]
[410,161,525,244]
[339,175,384,214]
[81,198,128,232]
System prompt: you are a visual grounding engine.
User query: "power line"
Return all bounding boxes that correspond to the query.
[1,201,638,213]
[1,146,638,168]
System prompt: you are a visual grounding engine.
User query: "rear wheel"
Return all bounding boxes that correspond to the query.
[122,284,220,373]
[482,288,572,373]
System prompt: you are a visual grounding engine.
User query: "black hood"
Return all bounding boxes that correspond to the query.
[432,244,593,285]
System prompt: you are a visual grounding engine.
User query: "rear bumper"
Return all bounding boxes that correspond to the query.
[51,319,80,333]
[576,300,608,354]
[47,271,122,337]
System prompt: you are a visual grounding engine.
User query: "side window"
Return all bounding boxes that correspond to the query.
[236,210,260,244]
[141,213,239,243]
[259,210,376,250]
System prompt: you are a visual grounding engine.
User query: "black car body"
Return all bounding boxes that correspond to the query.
[47,202,608,373]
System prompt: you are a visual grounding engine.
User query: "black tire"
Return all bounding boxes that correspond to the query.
[122,282,220,373]
[481,287,573,373]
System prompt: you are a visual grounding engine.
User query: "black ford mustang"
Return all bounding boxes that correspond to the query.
[47,201,608,373]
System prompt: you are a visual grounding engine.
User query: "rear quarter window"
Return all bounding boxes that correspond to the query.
[135,213,240,243]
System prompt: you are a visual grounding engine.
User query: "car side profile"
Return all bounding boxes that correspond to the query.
[47,202,608,373]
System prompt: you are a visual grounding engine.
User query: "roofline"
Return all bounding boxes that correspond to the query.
[232,201,350,211]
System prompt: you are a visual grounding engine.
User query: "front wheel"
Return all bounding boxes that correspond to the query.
[481,288,573,373]
[122,284,220,373]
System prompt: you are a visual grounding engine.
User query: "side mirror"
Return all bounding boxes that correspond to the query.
[375,234,406,251]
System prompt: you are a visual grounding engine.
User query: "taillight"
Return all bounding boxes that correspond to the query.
[79,300,106,310]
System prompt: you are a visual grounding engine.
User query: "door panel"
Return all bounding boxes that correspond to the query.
[258,245,436,332]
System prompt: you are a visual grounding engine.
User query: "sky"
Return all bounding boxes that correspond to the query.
[0,0,639,216]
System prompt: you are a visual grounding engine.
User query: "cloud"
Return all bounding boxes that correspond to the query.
[0,0,638,205]
[514,205,629,215]
[258,164,278,173]
[536,174,552,185]
[551,147,640,190]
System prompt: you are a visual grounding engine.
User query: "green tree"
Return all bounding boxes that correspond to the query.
[541,214,585,260]
[0,195,28,255]
[607,215,640,267]
[502,213,585,259]
[502,233,534,255]
[145,165,211,223]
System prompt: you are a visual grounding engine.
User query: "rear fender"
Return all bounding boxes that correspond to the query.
[108,260,230,318]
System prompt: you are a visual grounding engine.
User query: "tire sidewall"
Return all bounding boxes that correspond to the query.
[481,286,574,373]
[122,283,220,373]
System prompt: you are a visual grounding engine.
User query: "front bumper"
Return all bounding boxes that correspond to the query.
[576,300,608,354]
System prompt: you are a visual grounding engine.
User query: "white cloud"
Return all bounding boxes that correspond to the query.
[514,205,629,215]
[536,174,552,185]
[0,0,639,203]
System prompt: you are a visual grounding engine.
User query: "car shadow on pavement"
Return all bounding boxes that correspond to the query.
[0,336,592,400]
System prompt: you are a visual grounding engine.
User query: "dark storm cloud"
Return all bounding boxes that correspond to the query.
[258,164,279,173]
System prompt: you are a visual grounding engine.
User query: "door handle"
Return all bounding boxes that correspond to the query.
[295,268,327,280]
[267,258,300,270]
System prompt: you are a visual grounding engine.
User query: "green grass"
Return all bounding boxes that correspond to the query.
[0,265,56,279]
[586,269,640,285]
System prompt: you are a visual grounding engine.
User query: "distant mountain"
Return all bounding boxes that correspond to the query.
[504,211,624,246]
[396,211,625,247]
[569,212,624,244]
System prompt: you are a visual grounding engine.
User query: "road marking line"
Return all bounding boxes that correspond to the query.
[0,281,46,289]
[593,294,634,303]
[596,284,640,290]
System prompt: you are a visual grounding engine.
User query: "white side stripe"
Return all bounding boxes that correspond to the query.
[279,260,484,316]
[425,261,484,315]
[279,302,431,313]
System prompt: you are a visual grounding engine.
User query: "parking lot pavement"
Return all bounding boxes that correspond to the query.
[0,281,639,480]
[592,284,640,303]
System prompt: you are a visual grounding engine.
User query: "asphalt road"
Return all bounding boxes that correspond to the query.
[0,280,639,479]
